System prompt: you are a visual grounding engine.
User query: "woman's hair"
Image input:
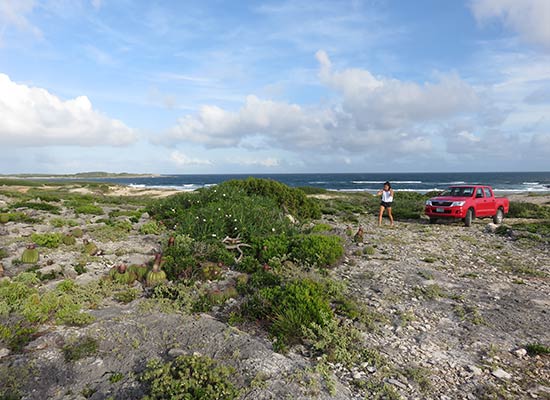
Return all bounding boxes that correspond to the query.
[384,181,391,189]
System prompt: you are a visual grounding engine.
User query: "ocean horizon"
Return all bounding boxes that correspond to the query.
[27,171,550,194]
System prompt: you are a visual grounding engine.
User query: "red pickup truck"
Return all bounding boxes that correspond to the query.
[425,185,509,227]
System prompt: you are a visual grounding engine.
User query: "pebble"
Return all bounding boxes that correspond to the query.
[467,365,483,376]
[167,348,187,357]
[0,347,10,358]
[491,368,512,380]
[513,348,527,358]
[387,378,408,390]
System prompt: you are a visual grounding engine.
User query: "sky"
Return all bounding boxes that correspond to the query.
[0,0,549,174]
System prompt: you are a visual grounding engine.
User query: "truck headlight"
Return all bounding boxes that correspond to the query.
[425,200,432,206]
[451,201,465,207]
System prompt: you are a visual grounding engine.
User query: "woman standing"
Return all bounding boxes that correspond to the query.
[377,181,394,226]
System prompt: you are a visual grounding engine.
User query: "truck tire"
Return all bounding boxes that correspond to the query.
[429,217,437,224]
[464,209,474,227]
[493,208,504,224]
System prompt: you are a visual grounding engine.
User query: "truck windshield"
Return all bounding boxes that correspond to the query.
[441,187,474,197]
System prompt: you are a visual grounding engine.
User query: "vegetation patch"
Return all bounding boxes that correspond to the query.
[31,232,63,248]
[141,354,240,400]
[525,343,550,356]
[63,336,99,362]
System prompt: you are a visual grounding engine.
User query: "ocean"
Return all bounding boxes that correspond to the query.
[77,171,550,194]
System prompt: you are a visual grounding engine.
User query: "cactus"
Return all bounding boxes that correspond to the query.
[128,264,148,281]
[83,239,99,256]
[21,244,39,264]
[111,264,137,285]
[0,213,9,224]
[201,261,223,281]
[353,226,364,243]
[146,253,167,287]
[62,234,76,246]
[71,227,84,238]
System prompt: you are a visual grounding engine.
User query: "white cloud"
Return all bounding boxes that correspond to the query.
[229,157,280,167]
[0,0,41,40]
[471,0,550,49]
[0,73,136,146]
[91,0,102,10]
[161,51,481,159]
[170,150,212,166]
[317,50,479,130]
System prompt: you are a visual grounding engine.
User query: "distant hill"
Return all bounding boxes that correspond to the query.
[2,172,160,179]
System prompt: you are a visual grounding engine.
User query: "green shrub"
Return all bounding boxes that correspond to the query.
[255,234,291,262]
[139,220,162,235]
[88,224,129,242]
[290,234,344,267]
[310,223,333,233]
[162,239,233,282]
[0,212,39,224]
[508,202,550,219]
[147,179,317,242]
[141,354,239,400]
[73,204,103,215]
[10,201,61,214]
[31,232,62,248]
[243,279,334,348]
[50,218,79,228]
[62,336,99,361]
[363,246,376,256]
[227,177,321,220]
[525,343,550,356]
[0,317,37,352]
[0,248,8,259]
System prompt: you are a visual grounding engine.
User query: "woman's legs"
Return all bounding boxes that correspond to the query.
[378,205,385,226]
[387,207,394,226]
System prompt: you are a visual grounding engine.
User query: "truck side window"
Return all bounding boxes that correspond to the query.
[476,188,484,198]
[484,188,492,198]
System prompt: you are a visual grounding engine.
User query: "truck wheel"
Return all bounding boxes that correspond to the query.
[493,208,504,224]
[429,217,437,224]
[464,209,474,227]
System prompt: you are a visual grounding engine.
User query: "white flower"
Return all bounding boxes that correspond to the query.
[234,227,237,230]
[271,228,275,232]
[222,193,226,197]
[171,208,176,213]
[234,219,237,222]
[217,208,221,211]
[202,218,206,222]
[212,234,217,237]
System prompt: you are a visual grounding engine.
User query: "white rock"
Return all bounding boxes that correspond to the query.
[467,365,483,376]
[492,368,512,380]
[0,347,10,358]
[514,348,527,358]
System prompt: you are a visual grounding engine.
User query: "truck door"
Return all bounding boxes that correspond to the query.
[474,187,488,216]
[484,187,496,216]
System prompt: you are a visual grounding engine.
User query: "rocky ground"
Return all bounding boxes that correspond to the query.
[0,185,548,399]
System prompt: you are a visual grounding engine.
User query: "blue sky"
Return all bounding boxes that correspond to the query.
[1,0,549,174]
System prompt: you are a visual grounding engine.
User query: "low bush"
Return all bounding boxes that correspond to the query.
[31,232,62,248]
[74,204,104,215]
[290,234,344,267]
[141,354,239,400]
[62,336,99,362]
[10,201,61,214]
[139,220,162,235]
[525,343,550,356]
[0,212,39,224]
[242,278,334,348]
[508,201,550,219]
[50,218,79,228]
